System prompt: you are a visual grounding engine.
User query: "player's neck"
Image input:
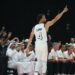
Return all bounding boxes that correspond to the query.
[39,21,42,23]
[39,21,45,24]
[39,20,46,24]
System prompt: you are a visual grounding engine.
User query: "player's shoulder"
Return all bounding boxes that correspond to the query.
[34,23,44,28]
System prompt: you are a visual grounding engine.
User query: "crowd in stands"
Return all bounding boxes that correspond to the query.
[0,26,75,75]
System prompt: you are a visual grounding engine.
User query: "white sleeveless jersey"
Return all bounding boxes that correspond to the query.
[34,23,47,42]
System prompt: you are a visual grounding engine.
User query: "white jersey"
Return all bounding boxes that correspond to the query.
[34,23,48,73]
[34,23,47,43]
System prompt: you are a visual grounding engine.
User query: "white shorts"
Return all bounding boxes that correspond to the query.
[35,41,48,73]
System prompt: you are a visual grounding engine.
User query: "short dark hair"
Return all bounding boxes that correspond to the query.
[37,13,45,23]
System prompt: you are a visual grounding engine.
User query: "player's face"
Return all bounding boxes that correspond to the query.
[41,15,47,23]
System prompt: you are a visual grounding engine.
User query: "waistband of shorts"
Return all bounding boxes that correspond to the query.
[35,41,47,44]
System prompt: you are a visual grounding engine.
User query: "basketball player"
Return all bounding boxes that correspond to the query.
[26,5,68,75]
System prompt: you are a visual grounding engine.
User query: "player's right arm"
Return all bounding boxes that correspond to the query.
[25,27,34,54]
[27,27,34,49]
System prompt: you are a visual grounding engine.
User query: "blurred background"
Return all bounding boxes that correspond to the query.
[0,0,75,43]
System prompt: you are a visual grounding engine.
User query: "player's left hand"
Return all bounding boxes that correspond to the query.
[63,5,68,13]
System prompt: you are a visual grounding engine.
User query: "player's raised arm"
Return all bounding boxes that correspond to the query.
[45,5,68,32]
[27,27,34,49]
